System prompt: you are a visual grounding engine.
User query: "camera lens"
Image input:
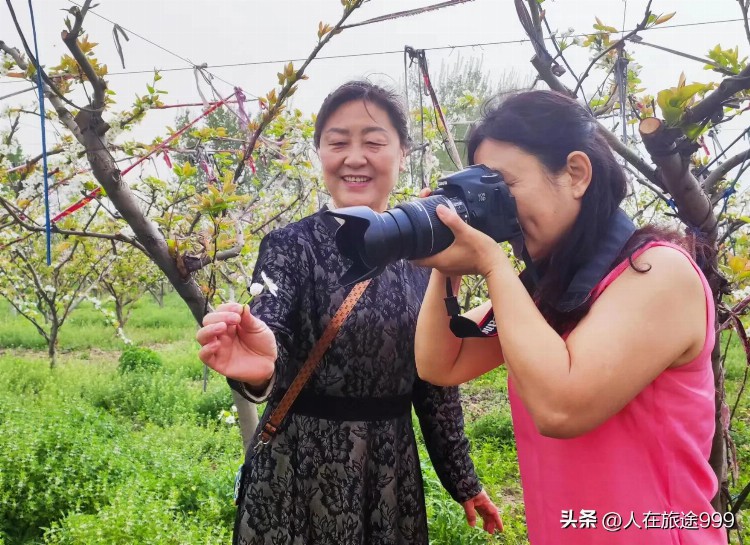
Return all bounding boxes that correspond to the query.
[327,195,464,285]
[394,195,462,259]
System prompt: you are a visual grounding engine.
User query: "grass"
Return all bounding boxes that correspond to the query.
[0,291,748,544]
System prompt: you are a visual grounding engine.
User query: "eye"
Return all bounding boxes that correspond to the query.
[366,141,386,147]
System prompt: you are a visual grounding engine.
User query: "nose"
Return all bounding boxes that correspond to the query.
[343,145,367,168]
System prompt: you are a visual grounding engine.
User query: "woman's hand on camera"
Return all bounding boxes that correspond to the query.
[462,489,503,534]
[196,302,276,386]
[415,203,508,277]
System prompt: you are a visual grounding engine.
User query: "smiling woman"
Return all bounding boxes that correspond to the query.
[196,81,501,544]
[315,85,408,212]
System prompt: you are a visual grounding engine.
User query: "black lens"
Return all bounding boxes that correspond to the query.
[394,195,460,259]
[327,195,465,285]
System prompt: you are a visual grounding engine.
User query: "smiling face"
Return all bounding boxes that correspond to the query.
[317,100,406,213]
[473,139,592,261]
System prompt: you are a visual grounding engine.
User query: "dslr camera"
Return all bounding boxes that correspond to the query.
[327,164,523,285]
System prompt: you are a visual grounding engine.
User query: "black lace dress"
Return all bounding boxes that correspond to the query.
[229,208,481,545]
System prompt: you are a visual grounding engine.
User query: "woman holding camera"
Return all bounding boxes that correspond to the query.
[415,90,725,545]
[196,81,500,544]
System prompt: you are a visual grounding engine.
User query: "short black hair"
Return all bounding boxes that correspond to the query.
[314,80,410,149]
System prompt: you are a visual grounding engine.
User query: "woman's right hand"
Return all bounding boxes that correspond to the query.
[196,302,277,386]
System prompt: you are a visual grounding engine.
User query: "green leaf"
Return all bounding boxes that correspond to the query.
[654,12,675,25]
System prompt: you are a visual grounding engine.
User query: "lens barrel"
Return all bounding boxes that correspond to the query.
[327,195,466,285]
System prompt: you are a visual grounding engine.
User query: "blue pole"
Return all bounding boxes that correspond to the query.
[27,0,52,265]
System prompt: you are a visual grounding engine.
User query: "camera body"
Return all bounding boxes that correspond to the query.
[327,164,523,285]
[432,164,522,246]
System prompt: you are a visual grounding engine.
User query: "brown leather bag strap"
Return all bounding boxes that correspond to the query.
[255,279,371,451]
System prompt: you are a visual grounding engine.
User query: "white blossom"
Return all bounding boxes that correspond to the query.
[249,282,264,296]
[261,271,278,297]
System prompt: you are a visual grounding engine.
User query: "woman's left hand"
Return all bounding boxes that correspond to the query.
[461,489,503,534]
[414,204,508,277]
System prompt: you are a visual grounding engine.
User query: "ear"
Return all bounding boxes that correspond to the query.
[565,151,592,199]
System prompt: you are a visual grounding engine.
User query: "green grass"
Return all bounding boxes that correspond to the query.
[0,292,749,544]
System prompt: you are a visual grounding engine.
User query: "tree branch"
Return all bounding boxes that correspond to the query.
[183,220,245,273]
[514,0,572,96]
[0,40,84,142]
[739,0,750,49]
[572,0,653,97]
[704,148,750,197]
[682,64,750,127]
[2,2,96,114]
[61,1,106,110]
[639,117,718,240]
[233,0,365,182]
[597,123,661,186]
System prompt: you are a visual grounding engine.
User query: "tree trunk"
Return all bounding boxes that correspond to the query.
[233,388,260,454]
[48,324,58,369]
[76,110,258,449]
[639,117,728,515]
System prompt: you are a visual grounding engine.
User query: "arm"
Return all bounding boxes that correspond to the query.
[415,205,707,438]
[415,269,504,386]
[412,378,502,533]
[223,228,310,403]
[412,378,482,502]
[486,245,707,438]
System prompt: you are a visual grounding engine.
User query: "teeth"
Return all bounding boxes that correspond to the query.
[343,176,370,183]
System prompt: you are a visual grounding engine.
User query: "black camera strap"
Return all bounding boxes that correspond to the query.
[443,242,538,338]
[442,209,636,338]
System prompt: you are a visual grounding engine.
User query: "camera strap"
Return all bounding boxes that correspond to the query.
[443,243,538,339]
[444,277,499,338]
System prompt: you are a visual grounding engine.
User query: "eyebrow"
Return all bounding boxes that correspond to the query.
[324,127,389,136]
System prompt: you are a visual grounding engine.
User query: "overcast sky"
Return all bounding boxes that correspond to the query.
[1,0,747,164]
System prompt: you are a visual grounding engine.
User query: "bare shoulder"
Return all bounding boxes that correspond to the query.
[624,245,704,297]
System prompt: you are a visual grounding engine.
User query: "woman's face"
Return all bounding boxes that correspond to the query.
[474,139,589,261]
[317,100,405,213]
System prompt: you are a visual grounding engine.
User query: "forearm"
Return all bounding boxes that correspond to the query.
[485,261,573,430]
[414,379,482,503]
[415,269,463,382]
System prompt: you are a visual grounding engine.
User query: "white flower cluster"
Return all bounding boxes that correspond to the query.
[86,295,132,344]
[0,53,13,78]
[218,404,239,426]
[734,285,750,303]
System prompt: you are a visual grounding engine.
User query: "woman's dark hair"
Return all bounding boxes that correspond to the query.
[467,90,716,331]
[313,80,410,149]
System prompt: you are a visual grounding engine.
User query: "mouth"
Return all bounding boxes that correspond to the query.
[342,175,372,186]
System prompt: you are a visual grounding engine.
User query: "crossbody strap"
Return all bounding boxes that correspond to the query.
[255,279,371,450]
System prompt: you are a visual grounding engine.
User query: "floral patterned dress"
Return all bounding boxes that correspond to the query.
[229,207,481,545]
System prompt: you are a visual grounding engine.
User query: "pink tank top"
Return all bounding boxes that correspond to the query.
[509,241,726,545]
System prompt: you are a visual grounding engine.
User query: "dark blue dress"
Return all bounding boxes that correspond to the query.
[230,208,481,545]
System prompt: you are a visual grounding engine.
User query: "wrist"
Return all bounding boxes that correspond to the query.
[480,245,506,278]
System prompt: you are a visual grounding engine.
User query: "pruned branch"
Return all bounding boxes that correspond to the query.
[639,117,718,239]
[514,0,572,96]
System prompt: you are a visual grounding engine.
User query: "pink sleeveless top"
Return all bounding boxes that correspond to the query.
[509,241,726,545]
